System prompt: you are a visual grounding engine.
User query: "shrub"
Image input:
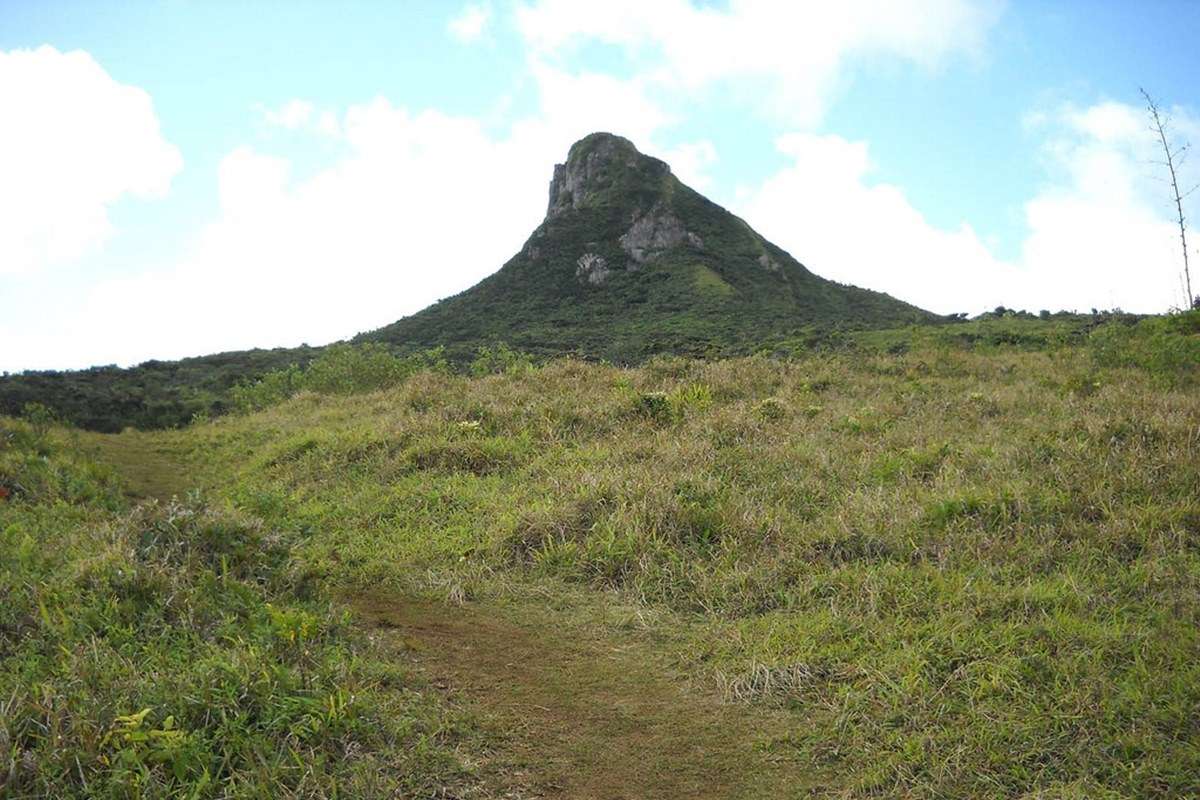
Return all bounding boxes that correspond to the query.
[631,391,672,423]
[305,343,433,394]
[229,363,304,412]
[755,397,789,421]
[1089,311,1200,385]
[231,345,449,413]
[469,343,534,376]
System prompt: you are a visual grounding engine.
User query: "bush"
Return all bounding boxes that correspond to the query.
[469,343,534,376]
[631,391,672,423]
[231,345,449,413]
[229,364,304,412]
[1089,311,1200,385]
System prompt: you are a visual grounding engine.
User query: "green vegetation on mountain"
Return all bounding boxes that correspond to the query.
[0,346,318,433]
[362,133,936,360]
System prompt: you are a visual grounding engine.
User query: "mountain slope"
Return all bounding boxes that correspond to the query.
[361,132,936,360]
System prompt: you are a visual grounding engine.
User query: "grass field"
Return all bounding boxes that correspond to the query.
[4,314,1199,797]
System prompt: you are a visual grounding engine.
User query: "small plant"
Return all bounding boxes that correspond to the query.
[1063,372,1101,398]
[669,382,713,417]
[470,343,534,376]
[20,402,56,440]
[632,391,672,423]
[755,397,789,421]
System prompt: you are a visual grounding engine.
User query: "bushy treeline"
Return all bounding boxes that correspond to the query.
[0,346,319,433]
[1090,310,1200,385]
[0,417,470,798]
[228,342,533,413]
[4,312,1195,432]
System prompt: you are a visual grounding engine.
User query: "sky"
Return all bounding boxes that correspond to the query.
[2,0,1199,372]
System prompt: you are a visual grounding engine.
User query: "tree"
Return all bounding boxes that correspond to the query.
[1141,88,1196,310]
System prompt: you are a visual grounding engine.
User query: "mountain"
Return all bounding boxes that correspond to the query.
[360,132,936,360]
[1,132,937,431]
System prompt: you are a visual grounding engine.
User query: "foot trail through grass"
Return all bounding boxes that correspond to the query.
[83,432,812,798]
[355,593,810,799]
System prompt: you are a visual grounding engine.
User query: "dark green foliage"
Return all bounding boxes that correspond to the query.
[0,346,320,432]
[362,135,935,362]
[1089,310,1200,385]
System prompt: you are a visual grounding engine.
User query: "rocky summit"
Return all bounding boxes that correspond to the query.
[363,132,936,360]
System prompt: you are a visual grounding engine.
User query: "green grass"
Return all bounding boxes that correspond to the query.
[7,315,1199,797]
[106,315,1195,798]
[0,419,474,798]
[692,264,735,297]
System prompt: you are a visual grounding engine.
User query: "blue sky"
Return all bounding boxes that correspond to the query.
[2,0,1198,371]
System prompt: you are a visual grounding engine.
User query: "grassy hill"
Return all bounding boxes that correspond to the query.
[6,313,1197,797]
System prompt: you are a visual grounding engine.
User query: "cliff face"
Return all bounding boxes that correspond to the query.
[546,133,659,218]
[545,133,758,285]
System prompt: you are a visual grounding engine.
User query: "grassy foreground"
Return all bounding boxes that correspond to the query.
[0,421,474,798]
[5,314,1199,797]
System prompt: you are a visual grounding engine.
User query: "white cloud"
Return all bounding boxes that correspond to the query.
[516,0,1002,126]
[662,139,717,191]
[735,101,1196,314]
[0,46,182,275]
[1016,101,1196,311]
[2,66,706,369]
[259,99,315,129]
[736,133,1008,313]
[7,14,1192,374]
[449,3,492,43]
[258,99,342,137]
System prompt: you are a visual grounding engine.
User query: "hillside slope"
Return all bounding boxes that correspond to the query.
[67,324,1200,798]
[363,132,936,359]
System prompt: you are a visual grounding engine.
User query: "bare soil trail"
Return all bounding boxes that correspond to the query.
[83,432,816,798]
[354,594,814,800]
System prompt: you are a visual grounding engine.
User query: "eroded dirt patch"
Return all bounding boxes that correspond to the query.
[353,593,813,800]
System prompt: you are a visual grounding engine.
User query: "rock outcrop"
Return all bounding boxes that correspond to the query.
[546,133,671,217]
[575,253,612,285]
[619,204,703,265]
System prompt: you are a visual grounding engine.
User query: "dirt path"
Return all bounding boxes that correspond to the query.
[81,432,815,797]
[353,593,813,800]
